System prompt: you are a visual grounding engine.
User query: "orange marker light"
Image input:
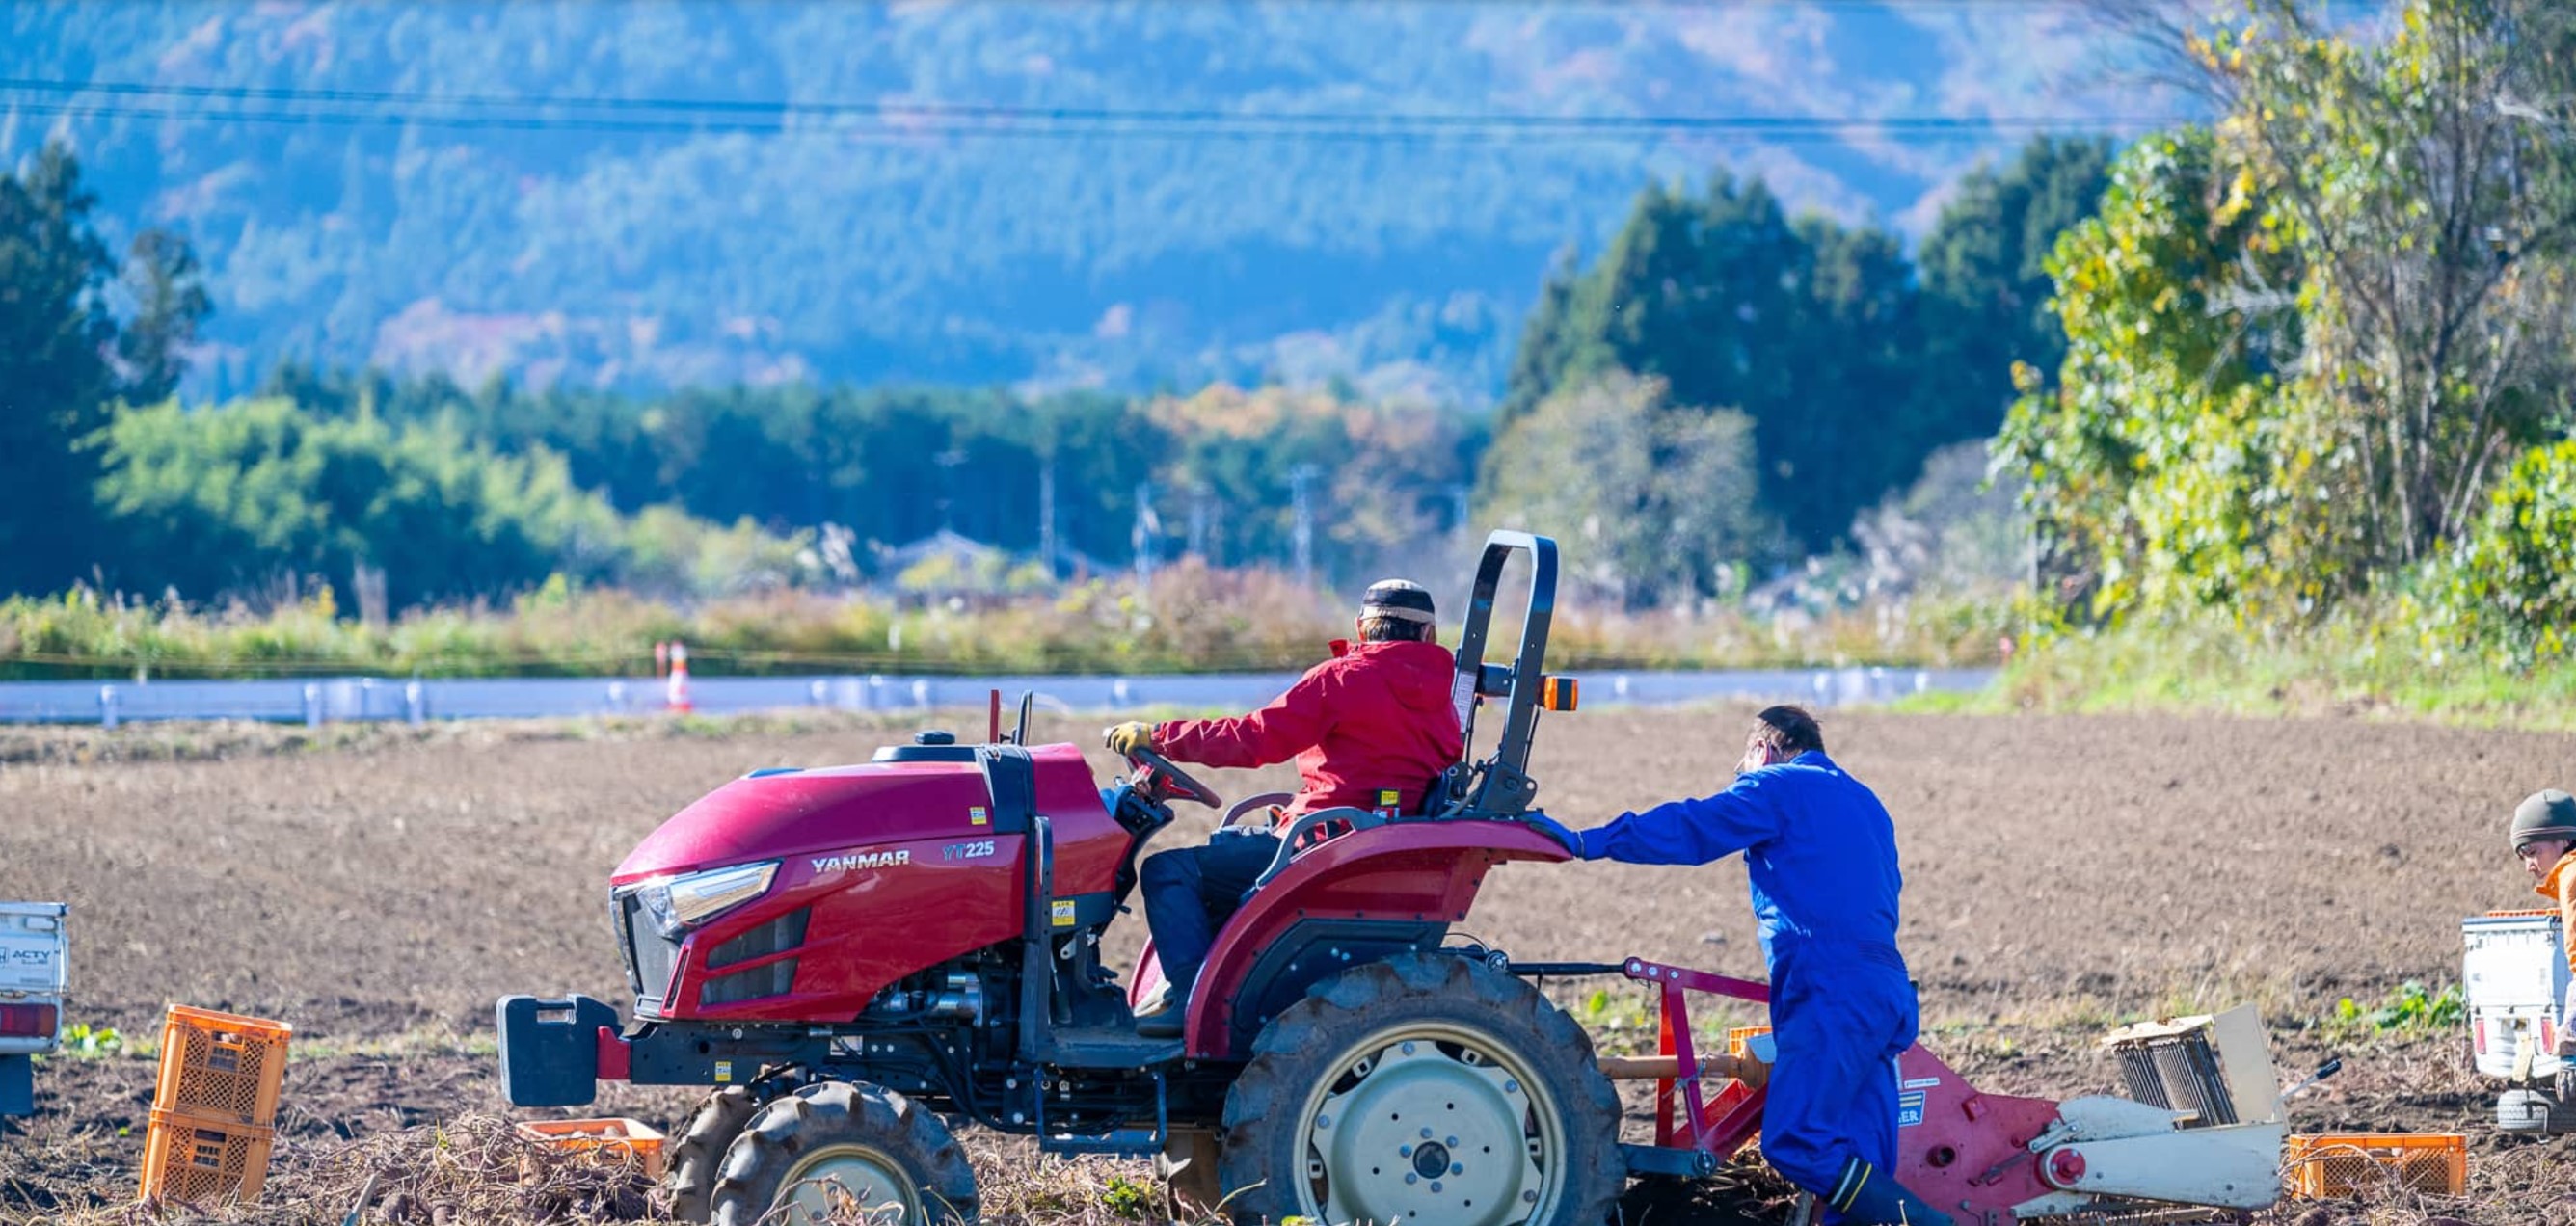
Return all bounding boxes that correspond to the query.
[1540,676,1579,711]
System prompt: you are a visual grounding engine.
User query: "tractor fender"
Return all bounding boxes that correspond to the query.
[1182,818,1570,1058]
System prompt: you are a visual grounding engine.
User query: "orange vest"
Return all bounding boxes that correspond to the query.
[2536,851,2576,979]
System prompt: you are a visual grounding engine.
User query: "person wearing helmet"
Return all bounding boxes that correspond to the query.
[2511,789,2576,1055]
[1104,580,1464,1038]
[1524,706,1950,1226]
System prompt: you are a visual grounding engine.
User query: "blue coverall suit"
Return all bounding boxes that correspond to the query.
[1575,750,1919,1221]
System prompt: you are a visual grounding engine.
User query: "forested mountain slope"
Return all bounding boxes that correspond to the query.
[1,2,2165,400]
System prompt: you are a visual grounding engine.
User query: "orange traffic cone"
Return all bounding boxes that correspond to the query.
[666,641,694,714]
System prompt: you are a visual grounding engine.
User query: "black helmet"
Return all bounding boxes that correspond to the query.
[2510,789,2576,851]
[1360,579,1436,626]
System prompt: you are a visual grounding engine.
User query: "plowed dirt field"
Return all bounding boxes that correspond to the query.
[2,707,2569,1223]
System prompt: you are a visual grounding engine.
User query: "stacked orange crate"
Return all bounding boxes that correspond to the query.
[515,1117,670,1178]
[2283,1133,2468,1198]
[140,1006,291,1205]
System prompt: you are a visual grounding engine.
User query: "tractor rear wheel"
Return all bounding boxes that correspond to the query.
[667,1085,760,1222]
[708,1080,979,1226]
[1219,952,1623,1226]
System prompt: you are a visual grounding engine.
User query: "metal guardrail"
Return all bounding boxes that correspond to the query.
[0,667,1994,728]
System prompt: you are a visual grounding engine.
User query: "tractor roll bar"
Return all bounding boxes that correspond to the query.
[1448,530,1556,814]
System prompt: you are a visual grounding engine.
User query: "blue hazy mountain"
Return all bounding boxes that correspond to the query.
[0,2,2172,403]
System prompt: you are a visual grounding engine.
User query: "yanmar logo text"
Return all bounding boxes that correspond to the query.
[812,850,911,873]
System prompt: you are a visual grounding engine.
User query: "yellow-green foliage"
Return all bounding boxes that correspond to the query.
[2438,441,2576,665]
[1999,0,2576,665]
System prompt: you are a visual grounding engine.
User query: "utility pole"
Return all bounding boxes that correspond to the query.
[934,448,967,533]
[1038,461,1058,578]
[1289,465,1320,590]
[1187,486,1209,560]
[1133,482,1160,593]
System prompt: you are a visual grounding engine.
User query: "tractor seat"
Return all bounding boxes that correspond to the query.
[1240,763,1473,899]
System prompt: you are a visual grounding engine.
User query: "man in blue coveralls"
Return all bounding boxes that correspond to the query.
[1531,706,1951,1226]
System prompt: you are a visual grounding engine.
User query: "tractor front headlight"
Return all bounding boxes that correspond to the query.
[636,861,779,939]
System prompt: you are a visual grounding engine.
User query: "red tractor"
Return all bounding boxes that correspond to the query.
[500,531,2295,1226]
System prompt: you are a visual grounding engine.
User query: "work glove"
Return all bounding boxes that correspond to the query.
[1104,721,1158,757]
[1524,813,1587,859]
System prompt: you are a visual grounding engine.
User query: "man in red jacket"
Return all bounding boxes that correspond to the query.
[1105,579,1465,1037]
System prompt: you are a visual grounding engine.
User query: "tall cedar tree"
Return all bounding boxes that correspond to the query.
[0,144,208,595]
[1499,139,2111,556]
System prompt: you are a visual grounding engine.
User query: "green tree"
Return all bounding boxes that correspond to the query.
[2439,440,2576,662]
[0,143,211,596]
[271,364,1486,592]
[0,146,119,594]
[1915,136,2115,445]
[94,398,626,606]
[1477,373,1779,608]
[115,229,212,405]
[2204,0,2576,571]
[2001,0,2576,637]
[1498,167,2096,552]
[1997,128,2309,618]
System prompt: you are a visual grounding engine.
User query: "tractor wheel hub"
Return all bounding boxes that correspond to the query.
[1303,1030,1548,1226]
[776,1143,920,1223]
[1411,1140,1451,1179]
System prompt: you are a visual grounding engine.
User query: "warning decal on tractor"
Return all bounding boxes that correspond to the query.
[970,806,988,826]
[1897,1090,1926,1128]
[1051,899,1077,928]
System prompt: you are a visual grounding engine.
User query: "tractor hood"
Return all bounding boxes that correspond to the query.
[613,759,1001,883]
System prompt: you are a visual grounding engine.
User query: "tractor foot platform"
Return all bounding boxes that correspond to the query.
[1039,1025,1184,1070]
[1040,1128,1165,1157]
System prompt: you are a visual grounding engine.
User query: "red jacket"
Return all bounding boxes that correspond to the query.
[1156,639,1465,819]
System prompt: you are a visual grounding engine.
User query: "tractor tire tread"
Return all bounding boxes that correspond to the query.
[1218,951,1623,1226]
[709,1079,979,1226]
[668,1085,760,1224]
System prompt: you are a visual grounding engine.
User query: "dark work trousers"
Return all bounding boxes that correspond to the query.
[1139,831,1283,998]
[1762,941,1919,1223]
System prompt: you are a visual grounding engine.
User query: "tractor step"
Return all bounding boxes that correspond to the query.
[1033,1066,1168,1159]
[1038,1128,1165,1158]
[1037,1025,1183,1070]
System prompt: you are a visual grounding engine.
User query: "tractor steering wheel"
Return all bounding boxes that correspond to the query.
[1125,746,1221,809]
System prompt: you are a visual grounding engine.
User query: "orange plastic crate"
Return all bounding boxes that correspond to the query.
[2285,1133,2467,1198]
[515,1117,669,1179]
[153,1005,291,1128]
[1726,1026,1773,1060]
[140,1106,276,1206]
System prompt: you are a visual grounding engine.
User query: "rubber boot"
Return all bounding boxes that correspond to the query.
[1136,989,1190,1039]
[1828,1159,1954,1226]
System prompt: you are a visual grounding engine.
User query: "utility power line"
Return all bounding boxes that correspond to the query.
[0,78,2189,145]
[0,77,2182,132]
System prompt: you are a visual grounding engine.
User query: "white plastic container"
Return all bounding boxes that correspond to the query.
[0,902,67,1117]
[2463,911,2569,1080]
[0,902,67,1053]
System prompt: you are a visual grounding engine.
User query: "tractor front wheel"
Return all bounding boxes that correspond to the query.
[709,1080,979,1226]
[1219,953,1623,1226]
[667,1085,760,1222]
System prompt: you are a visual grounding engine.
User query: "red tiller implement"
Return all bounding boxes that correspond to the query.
[1558,957,2291,1221]
[497,531,2292,1226]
